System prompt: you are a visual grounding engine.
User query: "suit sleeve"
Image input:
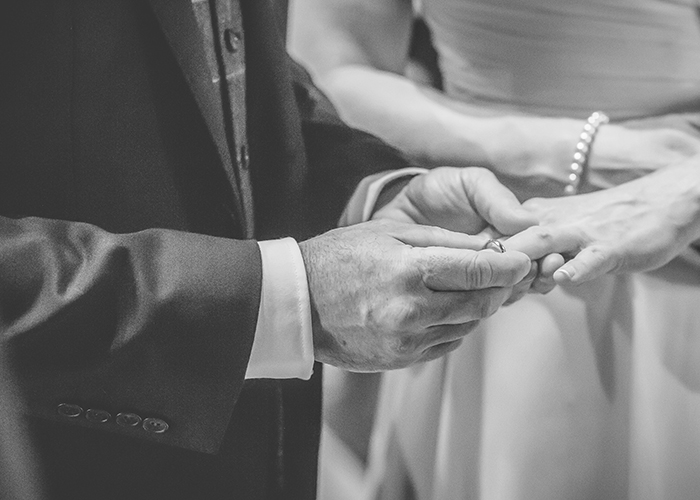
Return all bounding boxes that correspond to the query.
[1,216,261,454]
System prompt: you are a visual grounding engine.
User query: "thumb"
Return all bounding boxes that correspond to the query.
[412,246,532,291]
[462,169,539,235]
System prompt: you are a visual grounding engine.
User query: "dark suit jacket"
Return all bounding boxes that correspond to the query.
[0,347,43,500]
[0,0,411,498]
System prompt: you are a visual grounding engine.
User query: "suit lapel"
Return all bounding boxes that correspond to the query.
[146,0,247,231]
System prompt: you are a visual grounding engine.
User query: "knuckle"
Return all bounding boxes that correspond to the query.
[369,296,422,332]
[586,246,611,268]
[414,248,435,280]
[394,300,423,330]
[531,226,555,244]
[464,253,494,289]
[390,335,417,357]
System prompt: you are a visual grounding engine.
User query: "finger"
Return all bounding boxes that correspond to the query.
[504,261,537,305]
[421,286,513,325]
[530,253,565,294]
[541,253,566,276]
[478,226,504,240]
[553,246,617,285]
[531,277,556,295]
[391,222,491,251]
[461,168,539,235]
[504,284,529,305]
[420,321,480,350]
[504,225,582,260]
[420,338,465,363]
[413,246,531,290]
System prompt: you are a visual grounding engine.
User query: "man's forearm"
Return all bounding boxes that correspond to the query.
[1,216,261,454]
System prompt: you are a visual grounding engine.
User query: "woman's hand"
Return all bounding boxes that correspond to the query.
[372,166,538,235]
[301,219,534,371]
[504,155,700,284]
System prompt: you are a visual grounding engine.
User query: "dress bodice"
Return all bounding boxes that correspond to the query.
[421,0,700,118]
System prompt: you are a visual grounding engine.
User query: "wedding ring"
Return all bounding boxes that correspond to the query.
[483,239,506,253]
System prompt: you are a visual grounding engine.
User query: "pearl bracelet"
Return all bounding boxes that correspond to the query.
[565,111,609,195]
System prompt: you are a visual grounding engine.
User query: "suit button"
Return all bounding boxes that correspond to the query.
[85,408,111,424]
[223,29,241,53]
[115,412,142,428]
[143,418,169,434]
[238,145,249,170]
[57,403,83,418]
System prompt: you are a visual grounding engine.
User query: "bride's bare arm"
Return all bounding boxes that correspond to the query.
[288,0,700,198]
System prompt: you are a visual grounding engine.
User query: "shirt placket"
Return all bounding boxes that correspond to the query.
[192,0,255,238]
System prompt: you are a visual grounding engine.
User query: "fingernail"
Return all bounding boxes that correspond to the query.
[554,268,573,282]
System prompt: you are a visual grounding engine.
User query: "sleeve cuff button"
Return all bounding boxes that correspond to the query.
[116,412,142,428]
[85,409,111,424]
[143,417,169,434]
[56,403,83,418]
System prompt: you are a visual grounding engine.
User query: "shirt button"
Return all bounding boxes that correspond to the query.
[238,145,249,170]
[224,29,241,53]
[115,412,142,428]
[56,403,83,418]
[85,408,111,424]
[142,418,169,434]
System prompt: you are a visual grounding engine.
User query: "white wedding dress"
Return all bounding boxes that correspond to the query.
[365,1,700,499]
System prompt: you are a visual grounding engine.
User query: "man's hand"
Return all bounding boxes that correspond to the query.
[505,156,700,284]
[372,167,538,235]
[299,220,532,371]
[372,166,558,296]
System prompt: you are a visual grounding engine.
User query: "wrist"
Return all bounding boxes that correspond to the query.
[589,126,700,173]
[483,116,583,181]
[584,125,658,190]
[644,156,700,244]
[296,239,323,349]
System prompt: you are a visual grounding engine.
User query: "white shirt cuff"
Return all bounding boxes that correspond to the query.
[245,238,314,380]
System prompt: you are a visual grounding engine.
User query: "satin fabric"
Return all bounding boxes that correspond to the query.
[422,0,700,119]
